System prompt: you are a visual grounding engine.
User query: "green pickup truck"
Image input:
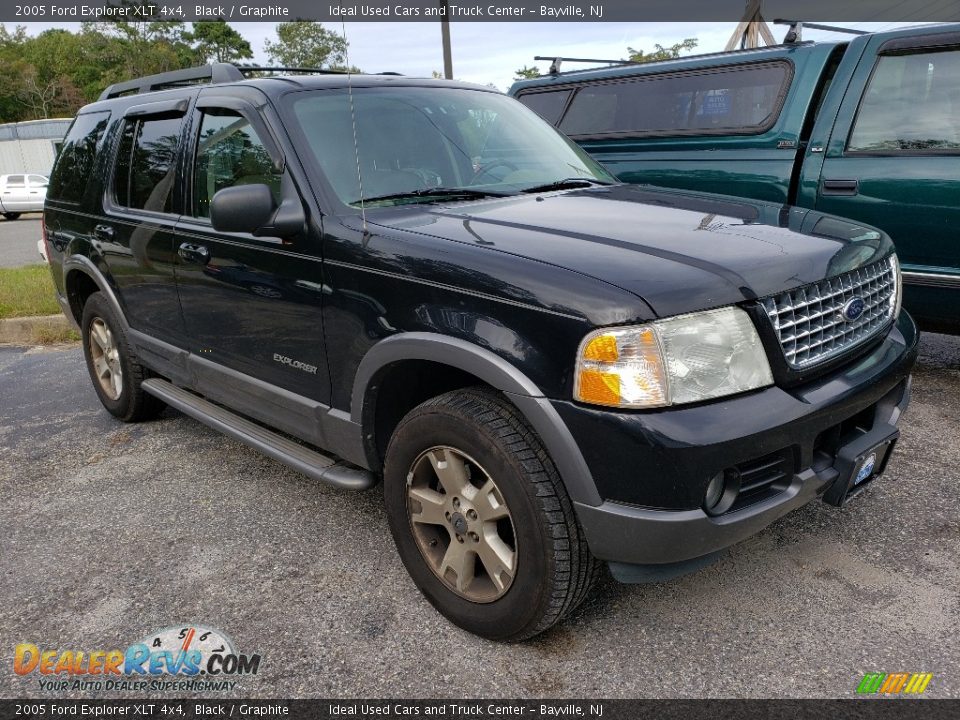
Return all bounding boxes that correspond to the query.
[511,23,960,333]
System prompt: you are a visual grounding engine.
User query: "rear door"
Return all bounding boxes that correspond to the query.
[812,30,960,324]
[173,90,330,404]
[99,99,190,343]
[26,175,48,211]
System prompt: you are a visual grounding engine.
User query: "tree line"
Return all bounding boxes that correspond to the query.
[0,15,353,122]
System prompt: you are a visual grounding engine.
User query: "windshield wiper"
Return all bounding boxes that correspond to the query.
[357,187,513,205]
[519,178,614,194]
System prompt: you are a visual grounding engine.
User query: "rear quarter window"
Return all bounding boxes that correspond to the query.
[47,111,110,204]
[552,61,792,138]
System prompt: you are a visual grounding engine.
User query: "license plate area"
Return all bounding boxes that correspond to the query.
[822,432,898,507]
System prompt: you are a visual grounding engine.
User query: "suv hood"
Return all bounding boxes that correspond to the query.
[371,185,894,318]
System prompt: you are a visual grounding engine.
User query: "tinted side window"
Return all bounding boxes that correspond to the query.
[47,112,110,204]
[848,49,960,153]
[193,110,278,218]
[113,116,183,213]
[516,90,572,125]
[6,175,25,187]
[558,62,791,137]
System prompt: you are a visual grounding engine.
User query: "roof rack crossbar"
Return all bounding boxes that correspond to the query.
[534,55,636,75]
[99,63,245,100]
[773,20,869,38]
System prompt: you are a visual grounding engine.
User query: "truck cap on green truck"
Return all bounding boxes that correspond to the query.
[511,23,960,334]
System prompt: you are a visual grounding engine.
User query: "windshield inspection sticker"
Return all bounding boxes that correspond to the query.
[13,625,262,693]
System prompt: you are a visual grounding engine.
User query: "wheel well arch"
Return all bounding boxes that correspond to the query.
[61,257,129,331]
[352,333,601,506]
[64,268,100,324]
[368,360,487,463]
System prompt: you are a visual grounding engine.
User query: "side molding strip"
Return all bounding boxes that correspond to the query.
[902,270,960,289]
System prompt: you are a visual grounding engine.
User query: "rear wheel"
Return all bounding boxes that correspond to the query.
[81,292,165,422]
[3,212,21,221]
[384,388,600,640]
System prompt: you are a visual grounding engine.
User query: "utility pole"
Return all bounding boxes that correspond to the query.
[440,0,453,79]
[725,0,776,50]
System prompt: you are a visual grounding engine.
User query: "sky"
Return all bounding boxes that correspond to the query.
[10,20,935,92]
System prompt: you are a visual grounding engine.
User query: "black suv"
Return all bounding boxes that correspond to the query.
[44,63,918,640]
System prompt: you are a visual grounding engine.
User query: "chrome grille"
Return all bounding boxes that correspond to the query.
[761,257,897,369]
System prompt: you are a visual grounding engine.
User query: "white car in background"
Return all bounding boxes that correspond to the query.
[0,173,48,220]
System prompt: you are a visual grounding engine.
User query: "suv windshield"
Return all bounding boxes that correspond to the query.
[288,86,615,207]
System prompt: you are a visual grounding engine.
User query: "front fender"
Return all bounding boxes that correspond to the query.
[351,332,602,506]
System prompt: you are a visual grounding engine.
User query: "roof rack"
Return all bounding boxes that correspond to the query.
[98,63,393,101]
[774,20,869,44]
[533,56,637,75]
[99,63,244,100]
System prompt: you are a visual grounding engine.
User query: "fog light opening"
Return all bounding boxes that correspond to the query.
[703,468,741,516]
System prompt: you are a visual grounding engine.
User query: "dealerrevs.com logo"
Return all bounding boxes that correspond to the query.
[14,625,262,693]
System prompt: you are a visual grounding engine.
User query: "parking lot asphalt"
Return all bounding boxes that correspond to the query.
[0,215,43,268]
[1,333,958,700]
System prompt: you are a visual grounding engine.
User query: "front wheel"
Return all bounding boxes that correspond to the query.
[384,388,600,640]
[3,212,21,221]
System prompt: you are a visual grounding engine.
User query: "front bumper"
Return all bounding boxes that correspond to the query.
[564,313,919,566]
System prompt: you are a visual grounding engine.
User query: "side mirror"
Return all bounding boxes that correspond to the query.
[210,184,274,234]
[210,184,305,238]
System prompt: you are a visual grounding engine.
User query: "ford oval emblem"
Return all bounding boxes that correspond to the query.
[842,297,866,322]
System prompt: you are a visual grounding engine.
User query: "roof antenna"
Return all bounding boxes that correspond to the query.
[341,18,367,235]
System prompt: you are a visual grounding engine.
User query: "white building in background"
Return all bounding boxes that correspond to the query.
[0,118,72,176]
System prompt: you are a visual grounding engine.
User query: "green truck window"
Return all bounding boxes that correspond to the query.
[557,62,790,138]
[517,90,572,125]
[848,49,960,153]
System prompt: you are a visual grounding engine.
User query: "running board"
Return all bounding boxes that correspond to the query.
[141,378,377,491]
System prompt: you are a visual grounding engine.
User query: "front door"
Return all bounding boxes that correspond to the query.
[174,97,330,405]
[814,34,960,327]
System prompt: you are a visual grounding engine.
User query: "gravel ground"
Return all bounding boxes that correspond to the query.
[0,216,43,268]
[0,333,958,699]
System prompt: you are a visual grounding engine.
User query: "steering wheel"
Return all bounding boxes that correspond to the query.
[471,160,520,184]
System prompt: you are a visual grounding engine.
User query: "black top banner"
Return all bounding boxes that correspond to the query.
[5,0,960,23]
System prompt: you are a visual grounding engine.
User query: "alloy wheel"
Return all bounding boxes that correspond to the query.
[406,446,517,603]
[88,317,123,400]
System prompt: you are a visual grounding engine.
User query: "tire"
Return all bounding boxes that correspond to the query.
[81,292,165,422]
[3,212,21,221]
[384,387,600,641]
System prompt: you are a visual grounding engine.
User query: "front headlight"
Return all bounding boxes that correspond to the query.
[889,253,902,319]
[574,306,773,409]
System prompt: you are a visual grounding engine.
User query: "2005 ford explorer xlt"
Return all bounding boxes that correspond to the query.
[44,64,918,640]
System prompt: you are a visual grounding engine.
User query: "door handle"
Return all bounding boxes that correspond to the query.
[178,242,210,264]
[821,179,859,196]
[93,224,114,240]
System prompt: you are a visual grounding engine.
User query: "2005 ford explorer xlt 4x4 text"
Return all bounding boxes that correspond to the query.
[44,64,918,640]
